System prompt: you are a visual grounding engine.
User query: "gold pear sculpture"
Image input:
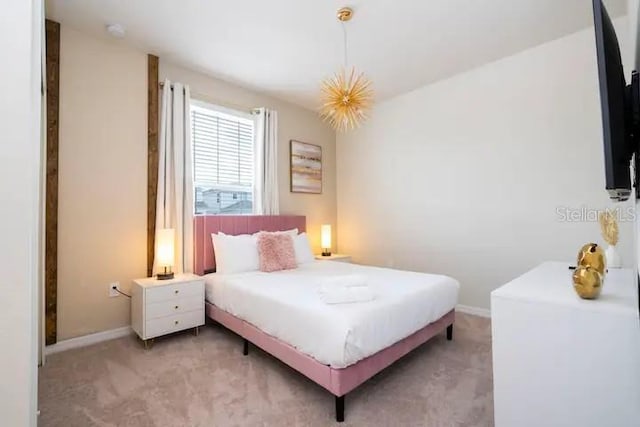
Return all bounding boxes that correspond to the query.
[573,242,606,299]
[577,243,606,275]
[572,265,604,299]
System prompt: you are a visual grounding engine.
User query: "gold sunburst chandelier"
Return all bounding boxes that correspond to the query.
[320,7,374,132]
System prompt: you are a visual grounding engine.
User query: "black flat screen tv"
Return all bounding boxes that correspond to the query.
[592,0,639,202]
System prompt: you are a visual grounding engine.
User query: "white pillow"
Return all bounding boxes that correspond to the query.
[211,233,259,274]
[294,232,315,264]
[282,228,299,236]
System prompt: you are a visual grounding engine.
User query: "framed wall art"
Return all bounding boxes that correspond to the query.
[290,140,322,194]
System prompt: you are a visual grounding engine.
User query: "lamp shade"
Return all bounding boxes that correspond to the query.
[321,224,332,249]
[156,228,175,268]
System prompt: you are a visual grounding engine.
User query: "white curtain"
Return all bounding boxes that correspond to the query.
[253,108,279,215]
[153,80,194,274]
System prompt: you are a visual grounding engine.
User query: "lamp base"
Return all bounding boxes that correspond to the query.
[156,272,174,280]
[322,250,332,257]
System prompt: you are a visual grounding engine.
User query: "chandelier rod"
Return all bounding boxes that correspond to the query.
[342,21,348,70]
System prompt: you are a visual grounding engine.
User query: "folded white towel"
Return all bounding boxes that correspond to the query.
[316,274,368,288]
[318,284,375,305]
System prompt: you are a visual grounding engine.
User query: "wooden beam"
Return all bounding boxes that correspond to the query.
[147,54,159,277]
[45,19,60,345]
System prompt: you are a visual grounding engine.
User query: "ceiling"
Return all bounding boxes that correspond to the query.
[46,0,627,111]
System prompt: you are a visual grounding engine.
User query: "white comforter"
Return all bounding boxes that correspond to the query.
[204,261,459,368]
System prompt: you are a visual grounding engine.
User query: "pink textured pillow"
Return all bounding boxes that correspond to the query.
[257,232,297,272]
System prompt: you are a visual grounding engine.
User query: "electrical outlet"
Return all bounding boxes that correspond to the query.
[109,282,120,297]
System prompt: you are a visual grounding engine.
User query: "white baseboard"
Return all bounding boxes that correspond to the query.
[44,326,133,356]
[456,304,491,318]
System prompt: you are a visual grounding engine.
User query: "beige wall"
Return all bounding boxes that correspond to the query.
[58,27,148,339]
[337,17,633,310]
[57,27,336,339]
[160,62,337,253]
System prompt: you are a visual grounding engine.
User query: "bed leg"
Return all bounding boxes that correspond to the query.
[446,324,453,341]
[243,339,249,356]
[335,395,345,422]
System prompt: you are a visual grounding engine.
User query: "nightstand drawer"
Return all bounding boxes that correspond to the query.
[145,310,204,339]
[146,280,203,303]
[146,296,203,320]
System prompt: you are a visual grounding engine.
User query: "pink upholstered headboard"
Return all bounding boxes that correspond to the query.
[193,215,306,275]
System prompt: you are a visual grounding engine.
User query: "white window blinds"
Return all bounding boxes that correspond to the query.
[191,102,255,215]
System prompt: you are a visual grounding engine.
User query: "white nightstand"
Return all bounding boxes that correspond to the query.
[315,254,352,263]
[131,273,205,348]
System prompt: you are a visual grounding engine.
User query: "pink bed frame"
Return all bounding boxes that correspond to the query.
[194,215,455,422]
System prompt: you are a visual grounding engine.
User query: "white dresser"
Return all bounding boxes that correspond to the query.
[131,273,205,347]
[491,262,640,427]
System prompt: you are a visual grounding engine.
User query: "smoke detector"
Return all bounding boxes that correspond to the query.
[106,23,126,38]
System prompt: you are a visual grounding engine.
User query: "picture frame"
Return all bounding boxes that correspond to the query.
[290,140,322,194]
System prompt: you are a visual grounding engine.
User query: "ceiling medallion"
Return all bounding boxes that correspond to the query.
[319,7,374,132]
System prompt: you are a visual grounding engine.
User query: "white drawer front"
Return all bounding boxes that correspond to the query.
[145,310,204,339]
[145,280,203,303]
[146,296,203,320]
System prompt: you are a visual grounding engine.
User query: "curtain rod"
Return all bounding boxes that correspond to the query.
[158,81,261,115]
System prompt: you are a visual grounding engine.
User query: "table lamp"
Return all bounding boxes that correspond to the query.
[156,228,175,280]
[321,224,332,256]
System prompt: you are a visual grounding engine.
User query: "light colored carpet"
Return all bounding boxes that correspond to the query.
[38,312,493,427]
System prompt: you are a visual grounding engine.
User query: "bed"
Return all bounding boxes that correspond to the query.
[194,215,459,422]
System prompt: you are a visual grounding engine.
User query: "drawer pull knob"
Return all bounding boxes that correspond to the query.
[174,320,179,325]
[174,305,179,310]
[174,290,179,294]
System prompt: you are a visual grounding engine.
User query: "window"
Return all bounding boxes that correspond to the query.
[191,100,254,215]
